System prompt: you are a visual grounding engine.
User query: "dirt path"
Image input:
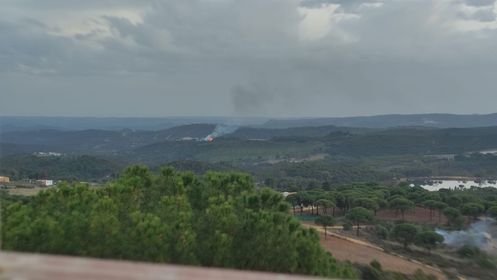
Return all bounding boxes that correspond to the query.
[305,225,447,280]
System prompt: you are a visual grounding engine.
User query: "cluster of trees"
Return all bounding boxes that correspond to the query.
[381,223,444,252]
[1,166,357,279]
[257,160,391,191]
[287,183,497,231]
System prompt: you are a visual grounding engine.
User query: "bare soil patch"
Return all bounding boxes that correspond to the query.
[304,225,447,280]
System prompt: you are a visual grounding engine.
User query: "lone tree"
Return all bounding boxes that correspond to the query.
[392,223,418,249]
[389,198,414,220]
[345,207,373,236]
[315,215,335,239]
[415,231,444,253]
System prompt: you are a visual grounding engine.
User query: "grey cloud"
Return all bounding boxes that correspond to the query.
[301,0,382,8]
[470,9,497,22]
[463,0,496,7]
[2,0,497,117]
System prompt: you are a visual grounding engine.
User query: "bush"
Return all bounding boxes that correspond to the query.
[359,265,381,280]
[370,260,382,271]
[457,245,481,258]
[374,225,389,240]
[343,222,353,231]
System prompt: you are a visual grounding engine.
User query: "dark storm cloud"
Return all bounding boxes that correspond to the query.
[1,0,497,117]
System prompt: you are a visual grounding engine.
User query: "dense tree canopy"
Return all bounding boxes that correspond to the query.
[1,166,357,279]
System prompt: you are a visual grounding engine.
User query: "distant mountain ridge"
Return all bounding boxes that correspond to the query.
[262,113,497,129]
[0,124,217,154]
[0,116,266,132]
[3,113,497,132]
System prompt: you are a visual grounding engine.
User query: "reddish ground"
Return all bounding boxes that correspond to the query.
[316,231,447,280]
[376,206,447,225]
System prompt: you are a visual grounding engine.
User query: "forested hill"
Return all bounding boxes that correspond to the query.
[0,124,217,153]
[226,125,370,140]
[263,113,497,129]
[0,155,121,181]
[4,125,497,164]
[323,126,497,156]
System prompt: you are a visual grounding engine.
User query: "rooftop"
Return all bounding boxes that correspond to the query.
[0,252,325,280]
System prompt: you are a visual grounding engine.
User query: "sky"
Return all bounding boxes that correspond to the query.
[1,0,497,118]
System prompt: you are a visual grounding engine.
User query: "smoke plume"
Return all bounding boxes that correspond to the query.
[204,124,239,141]
[436,218,497,255]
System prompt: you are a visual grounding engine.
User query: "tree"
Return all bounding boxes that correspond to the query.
[1,167,358,279]
[392,223,418,249]
[461,202,485,221]
[316,199,335,216]
[315,215,335,239]
[415,231,444,253]
[423,200,438,221]
[353,198,379,215]
[285,194,299,215]
[443,207,464,229]
[488,206,497,218]
[433,201,448,223]
[346,207,373,236]
[446,195,463,208]
[389,198,414,220]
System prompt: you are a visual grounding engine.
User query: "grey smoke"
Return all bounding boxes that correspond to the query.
[204,124,239,141]
[231,84,274,116]
[436,218,497,255]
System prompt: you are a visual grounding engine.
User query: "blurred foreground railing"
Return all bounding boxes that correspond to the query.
[0,252,325,280]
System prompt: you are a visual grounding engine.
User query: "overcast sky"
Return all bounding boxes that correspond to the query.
[1,0,497,117]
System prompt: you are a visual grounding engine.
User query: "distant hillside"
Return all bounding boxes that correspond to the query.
[226,125,370,140]
[0,155,121,181]
[263,113,497,129]
[0,143,48,156]
[0,124,217,153]
[0,116,267,132]
[152,124,216,140]
[324,126,497,156]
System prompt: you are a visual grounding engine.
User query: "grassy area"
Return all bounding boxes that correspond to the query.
[7,187,53,196]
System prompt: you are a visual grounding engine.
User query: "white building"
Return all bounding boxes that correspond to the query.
[37,180,54,187]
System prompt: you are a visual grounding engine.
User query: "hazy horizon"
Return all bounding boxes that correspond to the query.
[2,112,497,119]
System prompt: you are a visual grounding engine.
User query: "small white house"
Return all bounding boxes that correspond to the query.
[37,180,54,187]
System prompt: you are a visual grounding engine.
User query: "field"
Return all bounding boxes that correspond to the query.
[7,187,52,196]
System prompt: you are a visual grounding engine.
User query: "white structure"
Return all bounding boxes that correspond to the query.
[37,180,54,187]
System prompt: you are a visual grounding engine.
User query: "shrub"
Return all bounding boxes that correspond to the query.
[343,221,353,231]
[375,225,389,240]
